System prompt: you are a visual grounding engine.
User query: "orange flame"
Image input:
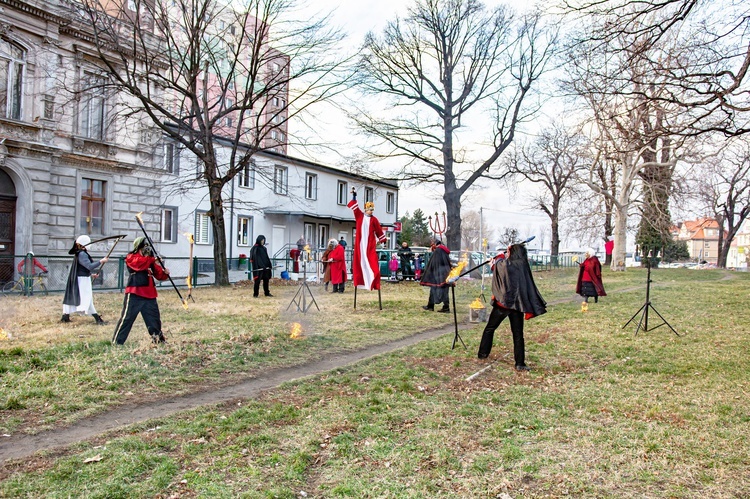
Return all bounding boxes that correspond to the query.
[289,322,303,339]
[469,298,485,310]
[445,254,469,283]
[135,212,144,223]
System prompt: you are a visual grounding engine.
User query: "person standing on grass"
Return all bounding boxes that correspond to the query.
[576,248,606,308]
[112,237,170,345]
[62,235,108,325]
[398,241,414,279]
[321,239,336,292]
[249,235,273,298]
[388,253,399,280]
[420,238,453,313]
[348,189,387,291]
[477,242,547,371]
[328,238,347,293]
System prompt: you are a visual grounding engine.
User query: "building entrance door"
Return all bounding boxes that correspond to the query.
[0,196,17,285]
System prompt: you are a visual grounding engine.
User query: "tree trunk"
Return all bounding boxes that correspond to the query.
[551,218,560,266]
[209,182,230,286]
[612,194,629,272]
[443,190,462,251]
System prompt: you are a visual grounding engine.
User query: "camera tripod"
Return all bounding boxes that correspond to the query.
[286,261,319,313]
[622,256,679,336]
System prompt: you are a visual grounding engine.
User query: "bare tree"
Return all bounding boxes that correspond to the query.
[460,210,493,252]
[694,141,750,268]
[497,227,519,248]
[507,121,587,259]
[562,0,750,137]
[351,0,556,250]
[77,0,348,285]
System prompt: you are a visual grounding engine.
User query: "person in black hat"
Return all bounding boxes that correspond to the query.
[62,235,108,324]
[111,237,170,345]
[477,242,547,370]
[249,235,273,297]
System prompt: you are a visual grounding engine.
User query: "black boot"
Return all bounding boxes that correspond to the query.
[93,314,105,325]
[61,314,71,323]
[438,305,450,313]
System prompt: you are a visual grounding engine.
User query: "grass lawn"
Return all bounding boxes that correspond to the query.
[1,268,749,497]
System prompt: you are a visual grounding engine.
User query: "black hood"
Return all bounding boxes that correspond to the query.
[255,235,266,245]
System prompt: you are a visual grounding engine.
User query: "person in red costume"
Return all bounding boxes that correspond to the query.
[604,236,614,266]
[348,189,386,290]
[576,248,606,306]
[112,237,171,345]
[17,252,48,275]
[327,238,347,293]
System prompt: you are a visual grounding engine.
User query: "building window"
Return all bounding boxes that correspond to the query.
[365,187,374,204]
[161,207,177,243]
[274,166,288,195]
[304,223,315,248]
[238,162,255,188]
[0,39,25,120]
[237,216,251,246]
[337,181,348,205]
[386,192,395,214]
[80,178,105,234]
[305,173,317,200]
[80,73,106,140]
[317,224,329,249]
[195,212,211,244]
[164,141,180,174]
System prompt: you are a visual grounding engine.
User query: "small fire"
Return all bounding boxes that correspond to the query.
[0,328,8,341]
[445,254,469,283]
[289,322,303,339]
[581,301,588,313]
[469,298,485,310]
[135,211,143,222]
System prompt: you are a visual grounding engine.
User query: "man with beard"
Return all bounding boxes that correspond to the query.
[420,238,453,313]
[477,242,547,371]
[250,235,273,298]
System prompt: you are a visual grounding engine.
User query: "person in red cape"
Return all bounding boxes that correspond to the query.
[347,189,386,290]
[477,242,547,370]
[111,237,171,345]
[604,236,614,266]
[327,238,347,293]
[576,248,606,305]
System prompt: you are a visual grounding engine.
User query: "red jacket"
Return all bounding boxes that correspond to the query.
[125,252,170,299]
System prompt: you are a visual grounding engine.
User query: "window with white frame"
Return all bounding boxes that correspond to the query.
[337,181,348,205]
[304,223,315,248]
[305,173,317,200]
[386,192,395,213]
[0,39,25,120]
[161,207,177,243]
[195,212,211,244]
[164,141,180,174]
[317,224,329,249]
[237,216,251,246]
[80,72,107,140]
[274,166,288,195]
[365,187,374,204]
[238,162,255,188]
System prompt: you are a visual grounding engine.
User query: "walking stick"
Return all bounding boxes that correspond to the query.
[184,233,196,302]
[135,212,188,309]
[84,234,126,277]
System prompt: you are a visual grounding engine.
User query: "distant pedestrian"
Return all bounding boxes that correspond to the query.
[328,239,347,293]
[604,236,614,266]
[397,241,414,279]
[338,236,347,249]
[576,248,606,309]
[62,235,108,325]
[321,239,336,291]
[250,235,273,298]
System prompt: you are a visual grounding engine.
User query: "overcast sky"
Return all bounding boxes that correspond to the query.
[290,1,560,251]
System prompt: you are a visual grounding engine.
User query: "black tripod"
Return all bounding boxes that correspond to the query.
[286,260,319,313]
[622,256,679,336]
[450,285,466,349]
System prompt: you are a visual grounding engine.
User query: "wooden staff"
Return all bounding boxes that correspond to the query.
[135,212,188,309]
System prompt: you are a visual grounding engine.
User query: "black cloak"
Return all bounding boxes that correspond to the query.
[491,243,547,318]
[249,235,272,279]
[419,244,452,288]
[62,249,95,306]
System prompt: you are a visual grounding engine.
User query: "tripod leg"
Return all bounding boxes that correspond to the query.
[647,304,680,336]
[354,286,357,310]
[450,286,465,349]
[378,288,382,310]
[623,302,648,329]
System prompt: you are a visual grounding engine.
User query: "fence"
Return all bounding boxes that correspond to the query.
[1,250,584,295]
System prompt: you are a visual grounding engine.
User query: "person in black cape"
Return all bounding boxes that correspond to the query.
[477,242,547,370]
[419,238,453,313]
[62,235,108,325]
[249,235,273,298]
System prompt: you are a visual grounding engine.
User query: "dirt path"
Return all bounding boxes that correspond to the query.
[0,286,671,466]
